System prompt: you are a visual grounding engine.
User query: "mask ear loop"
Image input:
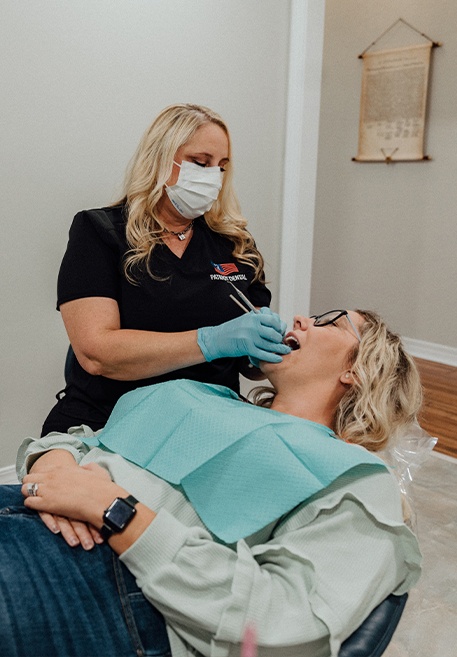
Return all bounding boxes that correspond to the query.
[164,161,182,190]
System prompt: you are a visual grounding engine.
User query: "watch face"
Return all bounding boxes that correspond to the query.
[104,498,136,532]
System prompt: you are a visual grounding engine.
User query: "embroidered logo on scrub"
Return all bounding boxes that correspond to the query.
[212,262,239,275]
[210,261,246,282]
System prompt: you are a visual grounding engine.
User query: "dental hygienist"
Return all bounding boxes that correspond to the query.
[41,103,290,436]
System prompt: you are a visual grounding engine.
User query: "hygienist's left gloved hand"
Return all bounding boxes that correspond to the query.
[248,310,288,369]
[197,307,290,364]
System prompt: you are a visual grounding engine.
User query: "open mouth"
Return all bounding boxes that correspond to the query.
[283,334,300,350]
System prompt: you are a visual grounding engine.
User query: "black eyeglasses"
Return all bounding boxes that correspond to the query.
[310,310,362,342]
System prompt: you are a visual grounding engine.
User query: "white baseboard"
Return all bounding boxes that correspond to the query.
[403,337,457,367]
[0,465,19,484]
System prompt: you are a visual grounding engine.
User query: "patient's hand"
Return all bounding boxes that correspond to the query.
[28,454,112,549]
[23,461,123,546]
[38,511,104,550]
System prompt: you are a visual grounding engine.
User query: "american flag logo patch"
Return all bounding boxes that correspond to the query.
[212,262,239,276]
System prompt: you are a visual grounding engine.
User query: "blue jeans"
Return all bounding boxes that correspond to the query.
[0,485,171,657]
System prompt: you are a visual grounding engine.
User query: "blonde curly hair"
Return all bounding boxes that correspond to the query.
[114,103,265,281]
[252,310,423,452]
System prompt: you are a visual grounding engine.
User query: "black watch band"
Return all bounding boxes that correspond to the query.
[100,494,139,541]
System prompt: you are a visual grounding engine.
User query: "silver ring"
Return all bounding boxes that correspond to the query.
[26,483,39,497]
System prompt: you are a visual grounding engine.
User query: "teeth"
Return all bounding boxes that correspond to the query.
[284,335,300,350]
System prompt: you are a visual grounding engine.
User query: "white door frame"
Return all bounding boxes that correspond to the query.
[279,0,325,324]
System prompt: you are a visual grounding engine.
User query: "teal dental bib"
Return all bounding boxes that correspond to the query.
[82,380,386,542]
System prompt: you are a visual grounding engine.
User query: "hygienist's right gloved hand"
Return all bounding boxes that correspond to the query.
[197,308,291,363]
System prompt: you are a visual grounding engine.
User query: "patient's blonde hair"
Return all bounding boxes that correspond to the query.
[335,310,422,451]
[252,310,423,452]
[114,103,265,281]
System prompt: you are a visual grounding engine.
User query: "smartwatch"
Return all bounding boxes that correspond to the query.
[100,494,139,541]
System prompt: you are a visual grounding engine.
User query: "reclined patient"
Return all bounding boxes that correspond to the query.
[1,309,422,657]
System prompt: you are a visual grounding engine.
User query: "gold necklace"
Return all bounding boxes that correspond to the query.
[162,219,195,241]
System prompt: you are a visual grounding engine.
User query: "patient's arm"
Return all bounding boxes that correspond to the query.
[28,448,78,472]
[16,427,93,481]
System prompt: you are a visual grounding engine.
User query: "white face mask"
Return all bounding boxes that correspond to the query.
[165,160,223,220]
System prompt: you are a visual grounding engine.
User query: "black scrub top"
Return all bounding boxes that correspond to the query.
[42,205,271,433]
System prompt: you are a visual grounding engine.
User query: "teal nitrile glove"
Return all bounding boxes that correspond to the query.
[197,308,291,363]
[248,310,288,369]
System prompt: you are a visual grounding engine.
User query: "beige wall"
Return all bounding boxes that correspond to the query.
[312,0,457,348]
[4,0,452,470]
[0,0,290,467]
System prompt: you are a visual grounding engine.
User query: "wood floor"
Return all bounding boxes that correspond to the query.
[414,357,457,459]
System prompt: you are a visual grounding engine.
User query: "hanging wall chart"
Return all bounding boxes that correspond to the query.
[353,18,441,163]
